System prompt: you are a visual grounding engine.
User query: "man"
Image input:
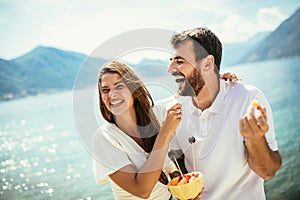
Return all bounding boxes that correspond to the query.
[155,27,282,199]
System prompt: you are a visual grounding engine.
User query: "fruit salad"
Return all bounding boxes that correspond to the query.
[168,172,203,199]
[169,172,200,186]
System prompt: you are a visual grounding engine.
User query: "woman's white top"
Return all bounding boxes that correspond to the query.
[92,123,175,199]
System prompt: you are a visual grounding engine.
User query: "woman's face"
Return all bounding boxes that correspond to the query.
[100,72,134,116]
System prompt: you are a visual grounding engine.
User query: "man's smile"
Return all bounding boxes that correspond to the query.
[172,72,186,83]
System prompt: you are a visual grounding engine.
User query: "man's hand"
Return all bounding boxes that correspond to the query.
[240,103,269,140]
[189,187,204,200]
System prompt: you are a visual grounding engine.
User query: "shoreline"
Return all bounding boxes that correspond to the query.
[0,88,72,103]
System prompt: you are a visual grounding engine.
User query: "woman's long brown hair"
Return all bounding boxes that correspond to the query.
[98,61,168,184]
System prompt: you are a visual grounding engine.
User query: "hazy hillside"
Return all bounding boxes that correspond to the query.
[0,46,105,101]
[12,46,88,89]
[242,8,300,62]
[0,59,24,99]
[222,32,270,67]
[132,58,169,77]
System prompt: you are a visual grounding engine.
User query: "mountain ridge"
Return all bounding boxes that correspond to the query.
[241,7,300,62]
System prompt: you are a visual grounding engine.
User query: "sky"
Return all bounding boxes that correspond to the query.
[0,0,299,63]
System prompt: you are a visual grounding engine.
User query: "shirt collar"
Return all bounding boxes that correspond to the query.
[187,80,227,115]
[210,80,226,114]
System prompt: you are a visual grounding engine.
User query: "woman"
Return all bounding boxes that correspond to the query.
[93,61,182,199]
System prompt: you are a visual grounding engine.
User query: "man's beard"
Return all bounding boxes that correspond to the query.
[179,68,205,97]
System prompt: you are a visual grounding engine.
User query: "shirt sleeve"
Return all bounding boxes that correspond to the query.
[92,128,131,184]
[255,91,278,151]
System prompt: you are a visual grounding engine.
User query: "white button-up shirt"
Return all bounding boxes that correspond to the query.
[154,80,278,200]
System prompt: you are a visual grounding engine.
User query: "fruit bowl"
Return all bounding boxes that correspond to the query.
[168,172,203,199]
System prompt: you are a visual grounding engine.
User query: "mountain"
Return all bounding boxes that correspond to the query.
[12,46,88,89]
[222,32,270,67]
[0,46,105,101]
[241,8,300,62]
[0,59,24,99]
[131,58,170,78]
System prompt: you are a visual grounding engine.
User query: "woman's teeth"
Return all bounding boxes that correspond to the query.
[110,100,123,107]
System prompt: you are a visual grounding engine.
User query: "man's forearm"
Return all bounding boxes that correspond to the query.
[245,136,282,180]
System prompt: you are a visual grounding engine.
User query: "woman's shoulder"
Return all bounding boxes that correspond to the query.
[94,123,116,140]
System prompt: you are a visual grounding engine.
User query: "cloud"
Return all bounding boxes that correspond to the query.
[0,0,296,59]
[256,7,286,31]
[211,14,256,43]
[210,6,288,43]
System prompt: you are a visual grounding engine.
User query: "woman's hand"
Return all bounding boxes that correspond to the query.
[161,103,182,136]
[220,72,242,82]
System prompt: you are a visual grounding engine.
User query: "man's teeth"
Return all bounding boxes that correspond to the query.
[175,76,185,83]
[111,100,123,106]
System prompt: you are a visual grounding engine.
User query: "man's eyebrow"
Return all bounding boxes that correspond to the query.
[170,56,185,60]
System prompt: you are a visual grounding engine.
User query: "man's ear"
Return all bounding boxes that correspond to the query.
[202,55,215,72]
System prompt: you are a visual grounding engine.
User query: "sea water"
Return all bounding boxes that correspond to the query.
[0,57,299,199]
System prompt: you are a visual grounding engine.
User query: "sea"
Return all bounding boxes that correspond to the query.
[0,57,299,200]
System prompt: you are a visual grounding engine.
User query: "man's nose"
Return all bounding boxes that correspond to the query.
[168,59,177,74]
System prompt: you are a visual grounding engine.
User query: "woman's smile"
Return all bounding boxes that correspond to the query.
[110,99,125,111]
